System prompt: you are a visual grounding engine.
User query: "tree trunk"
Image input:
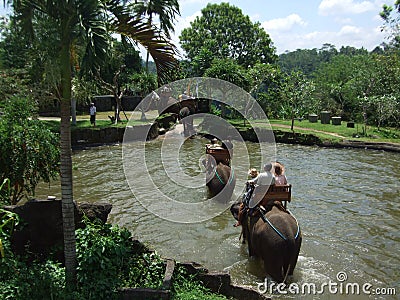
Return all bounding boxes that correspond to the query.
[71,98,77,126]
[60,31,77,288]
[291,114,295,132]
[146,50,150,73]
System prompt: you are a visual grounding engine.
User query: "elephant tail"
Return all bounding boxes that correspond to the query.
[282,263,291,283]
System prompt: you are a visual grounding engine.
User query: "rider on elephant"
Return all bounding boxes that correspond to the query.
[234,163,275,227]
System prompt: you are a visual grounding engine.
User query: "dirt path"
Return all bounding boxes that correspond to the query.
[272,124,347,138]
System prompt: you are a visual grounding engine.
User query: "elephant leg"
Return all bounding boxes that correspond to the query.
[182,122,186,135]
[188,119,194,134]
[264,255,285,283]
[183,121,188,136]
[289,236,302,275]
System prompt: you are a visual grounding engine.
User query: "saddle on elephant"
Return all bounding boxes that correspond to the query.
[252,184,292,208]
[234,182,292,227]
[205,143,231,166]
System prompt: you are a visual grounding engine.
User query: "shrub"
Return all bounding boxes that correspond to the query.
[0,96,60,204]
[0,218,229,299]
[171,266,230,300]
[0,257,66,300]
[75,219,165,299]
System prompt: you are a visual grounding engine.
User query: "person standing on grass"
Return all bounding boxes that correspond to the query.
[89,102,96,127]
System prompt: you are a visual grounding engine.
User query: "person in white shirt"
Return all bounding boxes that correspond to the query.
[234,163,275,227]
[248,163,275,208]
[89,102,96,127]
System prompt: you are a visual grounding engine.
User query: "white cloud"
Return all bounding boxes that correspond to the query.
[335,17,354,24]
[319,0,377,16]
[271,24,385,53]
[338,25,361,35]
[262,14,307,32]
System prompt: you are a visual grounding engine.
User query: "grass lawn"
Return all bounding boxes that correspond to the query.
[229,118,400,144]
[41,112,400,145]
[41,110,156,132]
[268,119,400,143]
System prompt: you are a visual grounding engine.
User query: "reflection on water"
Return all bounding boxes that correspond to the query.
[36,139,400,299]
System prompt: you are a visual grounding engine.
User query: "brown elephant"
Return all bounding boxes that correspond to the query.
[157,86,180,116]
[205,162,236,202]
[178,98,197,136]
[178,106,194,136]
[230,201,302,283]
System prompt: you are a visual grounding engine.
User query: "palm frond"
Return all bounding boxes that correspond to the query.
[113,14,179,84]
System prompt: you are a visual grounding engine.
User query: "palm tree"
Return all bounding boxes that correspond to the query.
[8,0,177,288]
[133,0,180,70]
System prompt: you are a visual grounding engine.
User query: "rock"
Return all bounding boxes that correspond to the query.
[3,199,112,262]
[179,262,270,300]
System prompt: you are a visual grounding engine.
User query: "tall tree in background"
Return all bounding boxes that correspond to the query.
[134,0,180,71]
[180,2,277,71]
[380,1,400,48]
[280,71,316,131]
[7,0,177,289]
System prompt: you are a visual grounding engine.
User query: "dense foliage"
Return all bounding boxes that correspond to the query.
[0,216,229,300]
[180,2,277,75]
[278,44,368,76]
[0,97,60,204]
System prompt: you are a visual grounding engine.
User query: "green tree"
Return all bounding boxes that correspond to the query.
[204,58,250,90]
[247,63,283,118]
[7,0,177,288]
[128,71,157,120]
[380,1,400,48]
[280,71,316,131]
[186,45,214,77]
[204,58,250,118]
[278,45,368,77]
[313,54,374,120]
[94,39,143,123]
[180,2,276,70]
[279,48,320,76]
[0,97,59,205]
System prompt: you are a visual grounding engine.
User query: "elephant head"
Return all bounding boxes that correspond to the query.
[231,201,302,283]
[205,162,236,202]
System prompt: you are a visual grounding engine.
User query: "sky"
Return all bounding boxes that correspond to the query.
[0,0,391,57]
[171,0,390,55]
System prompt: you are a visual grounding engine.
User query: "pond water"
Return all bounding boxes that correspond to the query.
[36,138,400,299]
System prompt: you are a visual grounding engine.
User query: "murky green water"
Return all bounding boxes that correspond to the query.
[36,139,400,299]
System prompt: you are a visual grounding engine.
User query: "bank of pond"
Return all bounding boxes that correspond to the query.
[68,120,400,153]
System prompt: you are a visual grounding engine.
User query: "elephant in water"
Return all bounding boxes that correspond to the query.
[205,162,235,202]
[230,201,302,282]
[157,86,180,116]
[179,106,194,136]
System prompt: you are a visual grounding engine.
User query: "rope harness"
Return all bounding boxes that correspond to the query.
[257,205,300,241]
[214,167,234,185]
